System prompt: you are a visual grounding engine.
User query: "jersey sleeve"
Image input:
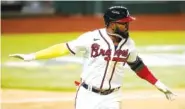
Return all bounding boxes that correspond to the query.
[66,32,92,55]
[127,39,138,63]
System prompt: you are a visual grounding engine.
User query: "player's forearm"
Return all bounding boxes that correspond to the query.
[127,56,173,95]
[135,64,157,84]
[33,43,70,60]
[127,56,158,85]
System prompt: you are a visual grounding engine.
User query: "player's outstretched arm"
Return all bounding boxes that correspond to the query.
[127,56,176,100]
[9,43,70,61]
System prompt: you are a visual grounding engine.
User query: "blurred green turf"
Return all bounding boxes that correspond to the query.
[129,31,185,46]
[2,66,185,91]
[2,64,82,91]
[1,31,185,91]
[123,66,185,89]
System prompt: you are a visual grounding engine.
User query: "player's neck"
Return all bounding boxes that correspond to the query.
[106,28,121,45]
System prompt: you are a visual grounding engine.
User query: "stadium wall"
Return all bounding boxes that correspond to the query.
[2,14,185,34]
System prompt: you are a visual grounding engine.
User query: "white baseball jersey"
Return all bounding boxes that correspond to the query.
[66,28,137,90]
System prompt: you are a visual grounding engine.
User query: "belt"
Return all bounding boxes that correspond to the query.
[81,82,120,95]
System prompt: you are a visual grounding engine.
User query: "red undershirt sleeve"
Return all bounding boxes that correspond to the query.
[136,65,158,85]
[127,56,158,85]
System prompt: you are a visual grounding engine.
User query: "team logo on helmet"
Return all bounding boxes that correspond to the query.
[111,10,120,14]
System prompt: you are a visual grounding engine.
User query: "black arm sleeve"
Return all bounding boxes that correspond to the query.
[127,56,144,72]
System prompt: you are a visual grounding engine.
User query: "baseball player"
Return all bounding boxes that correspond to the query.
[10,6,175,109]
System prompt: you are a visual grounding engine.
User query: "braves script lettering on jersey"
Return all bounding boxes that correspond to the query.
[66,28,137,109]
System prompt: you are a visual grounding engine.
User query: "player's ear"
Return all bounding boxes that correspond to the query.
[109,22,116,29]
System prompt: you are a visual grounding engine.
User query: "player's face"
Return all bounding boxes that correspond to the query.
[108,22,129,39]
[114,22,128,32]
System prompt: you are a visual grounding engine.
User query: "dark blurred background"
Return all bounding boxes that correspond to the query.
[1,1,185,18]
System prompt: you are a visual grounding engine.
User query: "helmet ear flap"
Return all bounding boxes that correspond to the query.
[104,14,114,27]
